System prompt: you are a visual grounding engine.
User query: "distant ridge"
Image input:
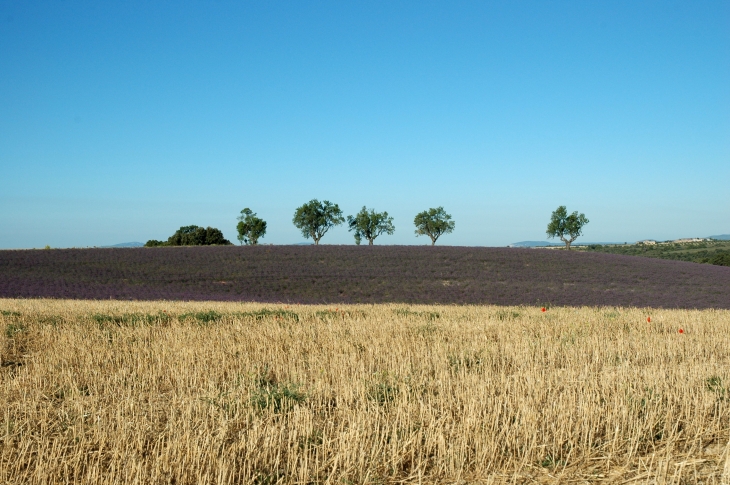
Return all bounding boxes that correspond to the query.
[511,237,730,247]
[102,242,144,248]
[509,241,628,248]
[508,241,561,248]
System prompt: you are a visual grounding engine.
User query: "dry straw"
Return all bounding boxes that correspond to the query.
[1,299,728,484]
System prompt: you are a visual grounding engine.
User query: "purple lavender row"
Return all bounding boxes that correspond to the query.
[0,246,728,308]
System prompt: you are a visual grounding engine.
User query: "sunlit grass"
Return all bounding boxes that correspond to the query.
[1,299,729,484]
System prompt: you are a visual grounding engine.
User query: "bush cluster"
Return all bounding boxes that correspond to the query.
[584,241,730,267]
[704,251,730,267]
[145,225,231,247]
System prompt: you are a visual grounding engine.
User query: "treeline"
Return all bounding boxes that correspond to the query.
[143,201,593,251]
[146,200,457,248]
[583,241,730,267]
[146,201,592,251]
[140,202,728,268]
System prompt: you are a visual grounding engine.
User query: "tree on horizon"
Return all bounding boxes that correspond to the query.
[236,208,267,245]
[292,199,345,245]
[546,206,589,250]
[347,207,395,245]
[414,207,455,245]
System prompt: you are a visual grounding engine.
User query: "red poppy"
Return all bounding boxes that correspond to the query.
[678,328,684,334]
[541,307,546,312]
[647,317,651,323]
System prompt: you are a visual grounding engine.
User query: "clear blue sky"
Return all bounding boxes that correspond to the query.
[1,1,728,248]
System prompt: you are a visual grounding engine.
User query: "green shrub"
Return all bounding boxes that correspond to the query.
[5,322,26,339]
[447,351,484,373]
[495,310,520,320]
[233,309,299,322]
[706,376,726,400]
[709,252,730,267]
[414,321,441,338]
[250,383,307,413]
[144,240,167,247]
[314,309,367,320]
[93,312,172,327]
[394,308,440,320]
[251,366,307,413]
[367,373,399,405]
[180,311,222,325]
[146,226,232,246]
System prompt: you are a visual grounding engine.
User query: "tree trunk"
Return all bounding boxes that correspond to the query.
[560,236,570,250]
[368,239,374,246]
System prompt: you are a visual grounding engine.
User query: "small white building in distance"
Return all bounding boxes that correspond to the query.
[673,238,708,243]
[637,240,657,245]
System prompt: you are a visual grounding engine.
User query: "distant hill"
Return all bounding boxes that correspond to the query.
[509,241,627,248]
[508,241,561,248]
[102,242,144,248]
[511,237,730,247]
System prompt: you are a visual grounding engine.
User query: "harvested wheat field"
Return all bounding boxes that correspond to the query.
[1,299,729,484]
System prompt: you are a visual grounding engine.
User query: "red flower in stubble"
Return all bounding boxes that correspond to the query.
[679,328,684,334]
[647,317,651,323]
[541,307,546,312]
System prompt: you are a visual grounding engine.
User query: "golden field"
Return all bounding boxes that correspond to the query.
[1,299,729,484]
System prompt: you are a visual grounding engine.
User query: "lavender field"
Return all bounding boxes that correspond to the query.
[1,246,728,308]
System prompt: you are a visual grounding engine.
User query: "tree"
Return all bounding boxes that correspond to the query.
[168,225,203,246]
[236,208,267,245]
[347,207,395,245]
[708,252,730,267]
[413,207,455,245]
[546,206,589,250]
[199,227,231,245]
[292,199,345,245]
[146,225,232,246]
[144,239,166,247]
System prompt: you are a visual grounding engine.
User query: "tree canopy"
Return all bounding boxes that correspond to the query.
[347,207,395,245]
[707,252,730,267]
[236,208,267,245]
[546,206,589,250]
[413,207,455,245]
[145,225,232,247]
[292,199,345,245]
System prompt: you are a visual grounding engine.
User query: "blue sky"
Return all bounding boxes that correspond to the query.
[1,1,728,248]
